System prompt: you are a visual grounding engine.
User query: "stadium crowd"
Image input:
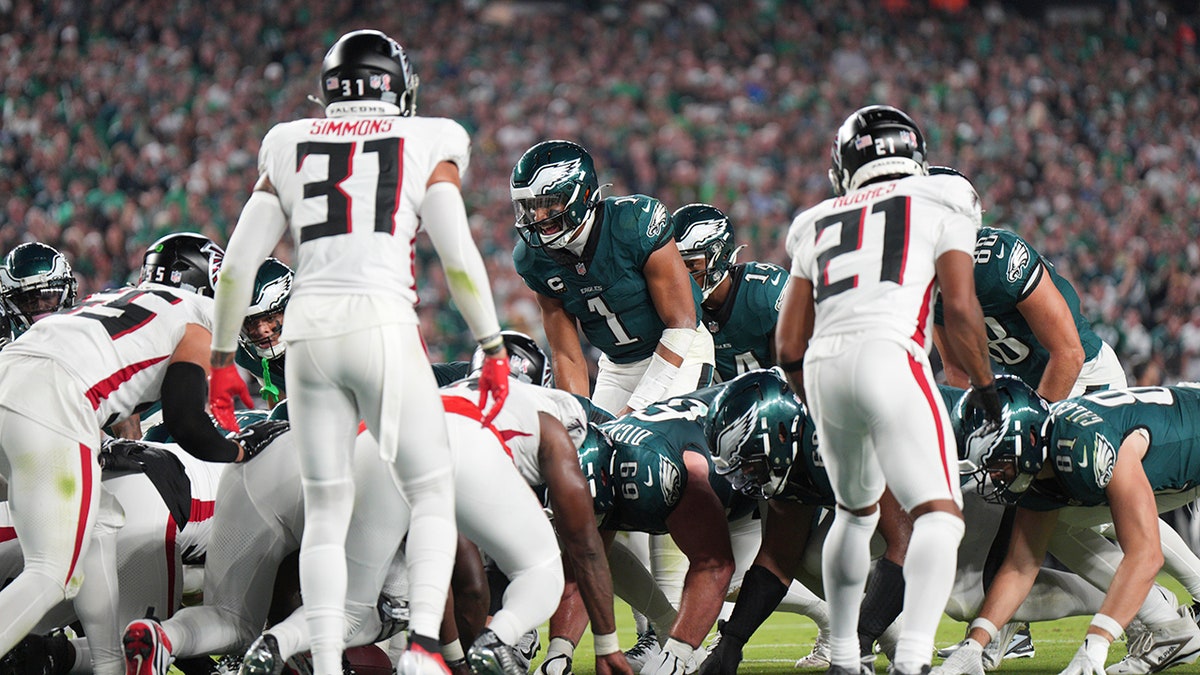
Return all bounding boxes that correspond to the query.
[1,0,1198,374]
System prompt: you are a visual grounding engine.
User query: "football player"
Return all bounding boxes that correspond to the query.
[778,105,1001,675]
[941,379,1200,675]
[234,258,292,408]
[0,233,273,675]
[673,203,787,383]
[0,241,79,342]
[207,29,511,675]
[510,140,716,661]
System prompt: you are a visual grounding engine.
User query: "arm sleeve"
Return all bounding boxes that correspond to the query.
[421,181,502,343]
[161,362,241,463]
[212,189,289,352]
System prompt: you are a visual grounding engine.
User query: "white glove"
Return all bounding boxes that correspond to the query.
[640,639,693,675]
[931,638,985,675]
[1057,636,1109,675]
[537,653,573,675]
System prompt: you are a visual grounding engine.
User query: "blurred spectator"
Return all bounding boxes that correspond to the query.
[1,0,1197,380]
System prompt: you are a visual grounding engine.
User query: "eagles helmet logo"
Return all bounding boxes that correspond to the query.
[713,403,758,472]
[1007,241,1030,283]
[529,158,583,195]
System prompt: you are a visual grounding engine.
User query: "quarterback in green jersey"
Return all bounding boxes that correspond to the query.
[511,140,714,417]
[673,204,788,383]
[950,378,1200,675]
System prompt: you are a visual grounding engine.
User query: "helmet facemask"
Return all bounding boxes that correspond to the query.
[511,140,600,250]
[710,370,806,500]
[0,243,79,331]
[673,204,741,300]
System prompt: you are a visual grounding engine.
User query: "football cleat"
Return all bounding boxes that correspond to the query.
[1105,612,1200,674]
[794,630,832,669]
[237,633,285,675]
[824,664,872,675]
[514,629,541,673]
[624,629,662,671]
[398,638,451,675]
[123,619,174,675]
[887,666,931,675]
[467,629,525,675]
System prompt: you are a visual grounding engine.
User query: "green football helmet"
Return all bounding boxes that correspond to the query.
[0,242,78,332]
[672,203,744,300]
[708,368,808,500]
[955,374,1050,504]
[510,140,600,249]
[576,423,616,519]
[239,258,293,360]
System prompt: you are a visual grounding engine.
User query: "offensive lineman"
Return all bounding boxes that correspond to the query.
[207,29,511,675]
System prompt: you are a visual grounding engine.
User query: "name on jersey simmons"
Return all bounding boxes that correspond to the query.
[308,119,395,136]
[831,182,897,209]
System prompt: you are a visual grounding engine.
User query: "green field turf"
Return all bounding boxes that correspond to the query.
[533,600,1131,675]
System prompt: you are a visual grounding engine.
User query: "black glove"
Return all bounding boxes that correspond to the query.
[99,437,147,473]
[99,437,192,528]
[965,380,1003,426]
[698,632,745,675]
[231,419,290,462]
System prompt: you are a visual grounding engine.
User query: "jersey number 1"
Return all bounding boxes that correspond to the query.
[296,138,403,243]
[813,195,909,302]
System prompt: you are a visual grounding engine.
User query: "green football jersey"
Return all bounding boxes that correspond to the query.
[934,227,1103,388]
[1020,385,1200,509]
[704,262,788,382]
[514,195,702,364]
[599,397,738,534]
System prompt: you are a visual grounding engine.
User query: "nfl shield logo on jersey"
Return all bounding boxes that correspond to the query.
[575,262,587,275]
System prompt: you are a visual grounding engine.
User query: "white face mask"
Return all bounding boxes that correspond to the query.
[551,208,596,254]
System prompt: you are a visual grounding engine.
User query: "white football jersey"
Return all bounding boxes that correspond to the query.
[257,115,470,301]
[439,379,588,486]
[1,284,213,427]
[786,173,979,347]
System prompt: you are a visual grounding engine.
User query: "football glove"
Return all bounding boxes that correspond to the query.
[931,638,985,675]
[697,631,745,675]
[476,351,510,426]
[1057,637,1108,675]
[209,363,253,432]
[537,653,573,675]
[640,639,692,675]
[964,380,1004,426]
[232,419,290,462]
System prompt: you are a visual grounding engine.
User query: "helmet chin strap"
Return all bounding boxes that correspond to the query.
[551,207,597,255]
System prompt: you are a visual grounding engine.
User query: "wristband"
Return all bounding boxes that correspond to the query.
[593,632,620,656]
[441,639,465,663]
[778,358,804,373]
[968,617,999,642]
[1090,613,1124,641]
[478,332,504,355]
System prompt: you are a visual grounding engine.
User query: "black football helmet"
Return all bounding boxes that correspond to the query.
[140,232,224,297]
[954,374,1051,504]
[673,203,744,300]
[829,105,928,196]
[469,330,552,387]
[510,140,601,249]
[0,242,78,332]
[320,29,419,116]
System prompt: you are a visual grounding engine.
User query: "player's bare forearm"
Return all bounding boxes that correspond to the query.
[548,578,591,645]
[1094,451,1163,635]
[211,350,236,369]
[971,508,1056,646]
[943,302,994,387]
[933,326,971,389]
[670,563,732,647]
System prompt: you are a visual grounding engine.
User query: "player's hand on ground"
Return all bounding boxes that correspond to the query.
[537,653,572,675]
[931,638,985,675]
[1057,638,1108,675]
[596,651,634,675]
[476,349,510,425]
[639,640,689,675]
[697,632,744,675]
[232,419,290,461]
[209,363,253,432]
